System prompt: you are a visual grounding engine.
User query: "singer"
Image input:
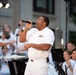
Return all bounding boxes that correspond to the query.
[19,16,55,75]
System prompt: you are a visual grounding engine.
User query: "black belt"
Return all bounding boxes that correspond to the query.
[30,59,33,62]
[30,58,49,63]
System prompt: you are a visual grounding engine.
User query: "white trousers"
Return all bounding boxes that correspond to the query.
[24,59,49,75]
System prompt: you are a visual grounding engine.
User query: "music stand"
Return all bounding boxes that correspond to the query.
[8,58,28,75]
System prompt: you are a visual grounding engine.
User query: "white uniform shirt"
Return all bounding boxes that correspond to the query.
[14,27,25,36]
[26,27,55,60]
[73,63,76,75]
[62,59,76,75]
[7,32,16,54]
[0,38,10,54]
[14,36,28,55]
[8,31,15,41]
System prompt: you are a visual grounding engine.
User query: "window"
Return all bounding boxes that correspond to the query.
[69,31,76,46]
[33,0,54,14]
[70,0,76,16]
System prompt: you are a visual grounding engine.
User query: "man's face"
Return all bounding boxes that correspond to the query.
[19,20,23,26]
[72,51,76,61]
[67,43,75,51]
[36,16,45,30]
[4,27,10,33]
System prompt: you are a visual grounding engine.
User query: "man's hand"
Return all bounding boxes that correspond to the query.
[24,44,32,49]
[67,62,71,68]
[19,21,32,42]
[24,43,51,51]
[25,21,32,29]
[0,40,15,47]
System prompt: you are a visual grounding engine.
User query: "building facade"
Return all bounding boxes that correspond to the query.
[0,0,76,48]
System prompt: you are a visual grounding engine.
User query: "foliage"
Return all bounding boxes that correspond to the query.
[71,15,76,25]
[69,31,76,46]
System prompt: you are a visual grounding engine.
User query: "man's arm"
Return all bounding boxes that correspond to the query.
[19,21,32,42]
[0,42,7,47]
[19,28,29,42]
[24,43,51,51]
[0,41,15,47]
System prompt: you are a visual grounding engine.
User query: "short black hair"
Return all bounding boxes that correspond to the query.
[2,31,10,39]
[67,42,75,46]
[42,16,49,26]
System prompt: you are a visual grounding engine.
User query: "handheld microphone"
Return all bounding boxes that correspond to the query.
[22,20,36,25]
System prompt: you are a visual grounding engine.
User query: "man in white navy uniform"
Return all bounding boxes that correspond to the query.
[19,16,55,75]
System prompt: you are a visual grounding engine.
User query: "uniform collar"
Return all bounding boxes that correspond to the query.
[37,27,48,32]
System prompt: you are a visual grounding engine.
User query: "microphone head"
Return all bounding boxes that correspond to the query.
[16,34,19,36]
[0,36,1,38]
[18,24,20,26]
[2,28,4,30]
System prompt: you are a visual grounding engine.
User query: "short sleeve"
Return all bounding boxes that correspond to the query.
[43,30,55,46]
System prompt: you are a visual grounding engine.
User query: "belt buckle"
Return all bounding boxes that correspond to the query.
[31,60,33,62]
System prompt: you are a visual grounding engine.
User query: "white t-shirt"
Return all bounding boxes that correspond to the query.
[26,27,55,59]
[62,59,76,75]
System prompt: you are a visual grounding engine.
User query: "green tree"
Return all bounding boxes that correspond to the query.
[71,15,76,25]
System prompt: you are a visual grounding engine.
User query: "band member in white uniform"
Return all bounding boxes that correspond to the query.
[14,20,25,36]
[62,50,76,75]
[14,29,28,55]
[0,46,11,75]
[19,16,55,75]
[0,31,10,54]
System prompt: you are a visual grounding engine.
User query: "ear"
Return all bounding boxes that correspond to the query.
[43,22,46,26]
